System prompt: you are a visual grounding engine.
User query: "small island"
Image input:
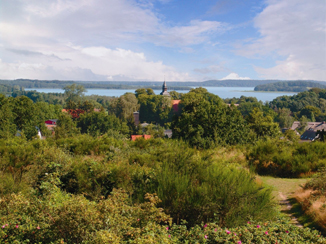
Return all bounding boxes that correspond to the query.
[254,80,326,92]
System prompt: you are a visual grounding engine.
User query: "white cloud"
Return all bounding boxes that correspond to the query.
[0,45,191,81]
[0,0,226,81]
[152,20,228,47]
[237,0,326,81]
[221,72,250,80]
[193,64,227,74]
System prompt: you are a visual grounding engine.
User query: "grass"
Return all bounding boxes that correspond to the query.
[258,175,307,201]
[258,175,326,235]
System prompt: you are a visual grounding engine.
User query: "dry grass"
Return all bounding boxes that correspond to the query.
[294,189,314,204]
[293,188,326,231]
[210,147,247,166]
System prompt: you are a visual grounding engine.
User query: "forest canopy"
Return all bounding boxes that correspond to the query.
[254,81,326,92]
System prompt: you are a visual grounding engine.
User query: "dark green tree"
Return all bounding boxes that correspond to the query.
[109,93,139,121]
[77,112,122,137]
[299,105,321,121]
[276,108,294,128]
[12,96,42,139]
[172,88,251,148]
[138,94,173,125]
[63,84,86,106]
[246,108,280,139]
[0,95,16,139]
[54,113,80,139]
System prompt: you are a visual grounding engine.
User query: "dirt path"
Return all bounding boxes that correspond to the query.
[279,191,303,227]
[259,176,307,227]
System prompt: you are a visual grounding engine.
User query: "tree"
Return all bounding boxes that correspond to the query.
[77,112,122,137]
[276,108,294,128]
[135,88,155,98]
[0,95,16,139]
[54,113,80,139]
[137,94,173,125]
[63,84,86,105]
[172,88,251,148]
[246,108,280,139]
[169,91,182,100]
[238,101,262,117]
[112,93,139,121]
[299,105,321,121]
[12,96,41,139]
[135,88,147,98]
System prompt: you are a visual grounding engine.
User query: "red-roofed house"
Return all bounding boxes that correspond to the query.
[172,100,181,112]
[131,135,152,141]
[45,119,57,125]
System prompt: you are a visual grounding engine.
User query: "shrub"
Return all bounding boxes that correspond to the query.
[247,139,326,177]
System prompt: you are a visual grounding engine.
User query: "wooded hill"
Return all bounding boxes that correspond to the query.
[0,79,190,90]
[254,81,326,92]
[1,78,325,89]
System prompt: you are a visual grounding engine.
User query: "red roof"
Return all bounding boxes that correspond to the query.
[131,135,152,141]
[62,109,85,119]
[172,100,181,112]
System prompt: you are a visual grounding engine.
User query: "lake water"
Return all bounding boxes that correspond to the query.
[25,87,297,102]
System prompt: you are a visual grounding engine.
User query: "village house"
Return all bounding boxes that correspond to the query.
[290,121,326,141]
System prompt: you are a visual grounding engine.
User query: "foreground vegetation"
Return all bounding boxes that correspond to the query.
[1,84,326,242]
[0,136,325,243]
[293,168,326,233]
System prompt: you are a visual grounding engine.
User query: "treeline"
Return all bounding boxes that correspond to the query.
[0,79,190,90]
[0,84,23,94]
[11,89,115,109]
[5,78,326,90]
[254,81,326,92]
[224,88,326,131]
[0,94,62,140]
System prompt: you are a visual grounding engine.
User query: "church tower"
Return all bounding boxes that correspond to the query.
[160,80,170,96]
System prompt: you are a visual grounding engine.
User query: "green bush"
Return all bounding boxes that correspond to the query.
[169,218,325,244]
[126,140,277,227]
[247,139,326,177]
[0,189,172,244]
[0,190,324,243]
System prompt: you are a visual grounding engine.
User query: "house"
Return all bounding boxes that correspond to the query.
[164,129,172,138]
[290,121,326,141]
[172,100,181,112]
[131,135,152,141]
[300,129,318,141]
[45,119,57,125]
[62,108,85,119]
[133,112,140,126]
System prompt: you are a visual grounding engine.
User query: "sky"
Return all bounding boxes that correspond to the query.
[0,0,325,82]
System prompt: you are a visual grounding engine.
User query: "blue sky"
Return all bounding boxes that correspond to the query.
[0,0,325,82]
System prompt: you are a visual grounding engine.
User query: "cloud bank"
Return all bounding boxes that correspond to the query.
[237,0,326,81]
[0,0,224,81]
[221,73,250,80]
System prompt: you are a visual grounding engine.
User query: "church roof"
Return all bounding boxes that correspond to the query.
[160,80,170,96]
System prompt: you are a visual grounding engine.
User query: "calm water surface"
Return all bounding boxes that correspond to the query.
[25,87,297,102]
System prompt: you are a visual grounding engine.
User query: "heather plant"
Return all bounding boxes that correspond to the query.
[126,139,277,227]
[1,190,324,243]
[169,218,325,243]
[295,167,326,232]
[0,188,172,243]
[304,167,326,191]
[247,138,326,177]
[54,133,126,155]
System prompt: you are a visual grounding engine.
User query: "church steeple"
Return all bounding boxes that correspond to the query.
[163,80,167,92]
[160,79,170,96]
